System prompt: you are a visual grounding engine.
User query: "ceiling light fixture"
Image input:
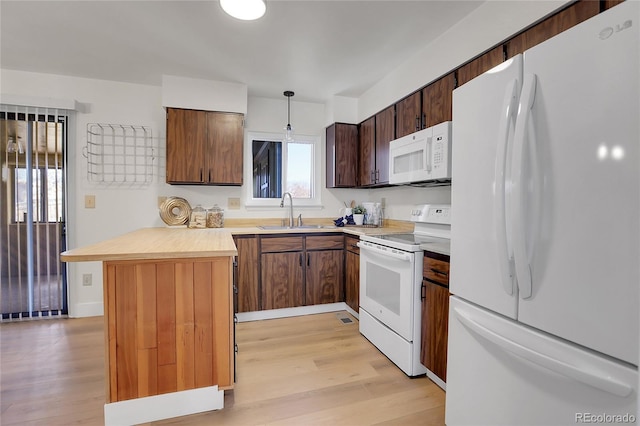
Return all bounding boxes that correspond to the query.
[283,90,294,142]
[220,0,266,21]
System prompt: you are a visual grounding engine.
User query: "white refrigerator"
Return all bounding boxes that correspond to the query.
[447,2,639,425]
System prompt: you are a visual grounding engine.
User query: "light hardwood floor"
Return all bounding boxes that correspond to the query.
[0,312,445,425]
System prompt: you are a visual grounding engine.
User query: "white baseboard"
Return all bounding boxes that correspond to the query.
[427,370,447,391]
[236,302,348,322]
[344,304,359,320]
[104,385,223,425]
[69,302,103,318]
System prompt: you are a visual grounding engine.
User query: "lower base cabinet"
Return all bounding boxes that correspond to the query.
[261,251,304,309]
[345,235,360,313]
[259,234,344,310]
[233,236,259,313]
[420,252,450,383]
[306,250,343,305]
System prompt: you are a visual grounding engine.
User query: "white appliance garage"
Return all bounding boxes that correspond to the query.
[358,204,450,379]
[446,2,638,425]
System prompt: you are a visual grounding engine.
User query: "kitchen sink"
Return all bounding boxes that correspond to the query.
[258,224,337,230]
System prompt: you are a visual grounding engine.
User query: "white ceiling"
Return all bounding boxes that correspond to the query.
[0,1,483,103]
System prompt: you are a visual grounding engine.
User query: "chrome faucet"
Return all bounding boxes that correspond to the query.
[280,192,294,227]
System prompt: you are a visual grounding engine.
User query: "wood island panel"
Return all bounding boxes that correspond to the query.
[104,257,233,403]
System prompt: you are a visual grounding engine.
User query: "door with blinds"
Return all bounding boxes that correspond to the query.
[1,107,68,319]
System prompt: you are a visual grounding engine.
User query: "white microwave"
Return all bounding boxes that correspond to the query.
[388,121,452,185]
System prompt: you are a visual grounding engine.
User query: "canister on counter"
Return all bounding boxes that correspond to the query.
[188,204,207,228]
[206,204,224,228]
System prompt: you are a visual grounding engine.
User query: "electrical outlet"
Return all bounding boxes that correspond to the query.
[228,197,241,210]
[158,196,167,208]
[85,195,96,209]
[82,273,92,286]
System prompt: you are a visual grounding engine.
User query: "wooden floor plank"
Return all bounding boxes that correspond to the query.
[0,312,445,425]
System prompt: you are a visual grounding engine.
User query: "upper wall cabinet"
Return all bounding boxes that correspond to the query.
[422,72,456,127]
[326,123,358,188]
[358,105,394,187]
[166,107,244,185]
[505,1,599,58]
[358,116,375,187]
[374,106,394,185]
[395,91,422,139]
[456,47,504,88]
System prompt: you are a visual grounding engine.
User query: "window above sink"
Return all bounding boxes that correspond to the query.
[243,131,322,209]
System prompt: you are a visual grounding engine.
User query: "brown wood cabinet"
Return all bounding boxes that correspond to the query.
[422,72,456,127]
[358,106,394,187]
[260,236,304,310]
[505,1,599,58]
[358,116,375,187]
[374,106,394,185]
[104,257,233,403]
[233,235,259,313]
[420,251,450,383]
[166,108,244,185]
[395,91,422,138]
[306,250,343,305]
[326,123,358,188]
[457,46,504,88]
[604,0,625,10]
[344,234,360,313]
[260,234,344,310]
[261,251,304,310]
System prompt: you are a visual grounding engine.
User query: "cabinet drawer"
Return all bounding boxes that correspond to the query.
[306,235,344,251]
[260,236,304,253]
[423,254,450,287]
[345,235,360,255]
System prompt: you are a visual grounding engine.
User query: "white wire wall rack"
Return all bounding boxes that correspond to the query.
[84,123,154,186]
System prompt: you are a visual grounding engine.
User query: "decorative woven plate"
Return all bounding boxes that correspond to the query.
[159,197,192,226]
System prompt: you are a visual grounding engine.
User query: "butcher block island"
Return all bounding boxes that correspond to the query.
[61,227,237,425]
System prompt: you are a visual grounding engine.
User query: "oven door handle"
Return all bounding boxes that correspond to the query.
[357,242,412,262]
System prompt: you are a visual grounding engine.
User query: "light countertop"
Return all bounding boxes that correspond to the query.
[61,227,237,262]
[61,221,414,262]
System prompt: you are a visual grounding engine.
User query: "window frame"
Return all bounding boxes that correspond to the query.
[244,131,322,209]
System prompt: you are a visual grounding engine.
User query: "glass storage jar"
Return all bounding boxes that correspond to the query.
[188,204,207,228]
[206,204,224,228]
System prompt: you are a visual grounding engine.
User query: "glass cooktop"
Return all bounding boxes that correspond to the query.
[361,233,450,255]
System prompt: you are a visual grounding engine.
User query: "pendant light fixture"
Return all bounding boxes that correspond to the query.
[220,0,266,21]
[283,91,295,142]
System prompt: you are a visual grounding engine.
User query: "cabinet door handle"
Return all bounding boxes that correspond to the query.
[208,170,211,182]
[307,254,310,267]
[415,115,420,131]
[421,282,426,301]
[371,170,375,183]
[431,268,449,277]
[375,169,379,182]
[299,253,303,266]
[200,168,203,182]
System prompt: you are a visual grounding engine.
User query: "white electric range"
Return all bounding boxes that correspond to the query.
[357,204,451,377]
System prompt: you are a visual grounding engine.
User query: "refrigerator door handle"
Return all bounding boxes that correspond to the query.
[455,306,633,397]
[511,73,537,299]
[494,79,519,296]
